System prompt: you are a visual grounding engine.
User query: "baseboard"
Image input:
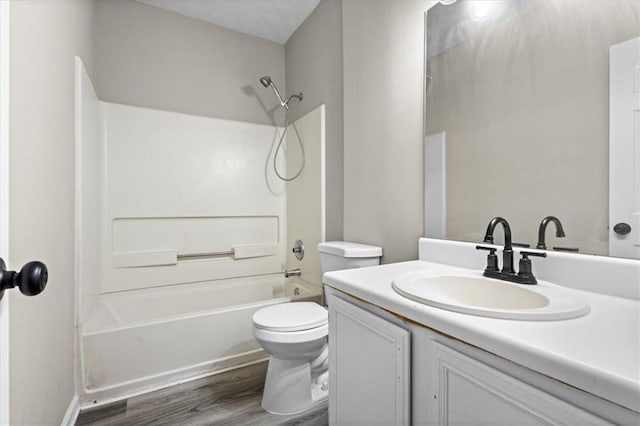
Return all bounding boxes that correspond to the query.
[79,353,268,410]
[61,395,80,426]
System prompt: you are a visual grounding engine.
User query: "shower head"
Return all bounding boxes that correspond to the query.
[259,75,303,110]
[259,75,287,109]
[259,76,272,88]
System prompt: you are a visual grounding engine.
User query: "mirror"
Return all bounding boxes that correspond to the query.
[425,0,640,259]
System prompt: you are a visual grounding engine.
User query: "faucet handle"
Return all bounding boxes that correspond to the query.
[520,250,547,258]
[476,245,498,273]
[517,251,546,285]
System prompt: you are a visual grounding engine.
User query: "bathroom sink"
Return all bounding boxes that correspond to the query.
[392,271,590,320]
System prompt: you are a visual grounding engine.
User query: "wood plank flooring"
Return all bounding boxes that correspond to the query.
[76,362,328,426]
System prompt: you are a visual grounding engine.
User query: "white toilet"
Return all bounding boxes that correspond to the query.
[252,241,382,415]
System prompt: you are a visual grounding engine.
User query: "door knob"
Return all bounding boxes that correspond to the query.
[613,222,632,236]
[0,257,48,300]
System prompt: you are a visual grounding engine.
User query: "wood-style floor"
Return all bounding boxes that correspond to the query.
[75,362,328,426]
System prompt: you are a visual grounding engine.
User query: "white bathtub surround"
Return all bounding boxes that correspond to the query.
[322,238,640,418]
[74,61,325,405]
[75,59,289,319]
[74,57,102,327]
[80,275,316,404]
[286,105,326,287]
[101,102,288,294]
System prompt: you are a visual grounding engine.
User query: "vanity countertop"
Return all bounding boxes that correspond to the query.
[323,259,640,413]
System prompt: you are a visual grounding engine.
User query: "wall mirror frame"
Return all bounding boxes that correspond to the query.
[423,0,640,260]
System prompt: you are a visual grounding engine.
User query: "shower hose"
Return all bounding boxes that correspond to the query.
[273,110,305,181]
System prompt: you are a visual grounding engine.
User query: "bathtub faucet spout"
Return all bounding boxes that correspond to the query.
[284,268,301,278]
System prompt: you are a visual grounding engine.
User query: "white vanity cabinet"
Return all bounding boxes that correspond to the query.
[326,287,639,425]
[328,295,410,425]
[425,341,611,425]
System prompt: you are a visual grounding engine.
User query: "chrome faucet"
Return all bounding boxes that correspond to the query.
[536,216,566,250]
[477,217,546,285]
[284,268,301,278]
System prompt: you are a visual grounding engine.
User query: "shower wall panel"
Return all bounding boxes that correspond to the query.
[101,103,287,293]
[286,105,326,288]
[75,57,103,326]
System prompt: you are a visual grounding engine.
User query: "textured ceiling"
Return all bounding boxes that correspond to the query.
[134,0,322,44]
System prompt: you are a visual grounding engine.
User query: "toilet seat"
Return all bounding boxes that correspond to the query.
[253,302,327,332]
[253,323,328,344]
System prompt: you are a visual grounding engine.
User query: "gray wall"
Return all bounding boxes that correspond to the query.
[285,0,344,241]
[93,0,285,126]
[4,1,432,421]
[342,0,433,263]
[94,0,433,261]
[9,0,94,423]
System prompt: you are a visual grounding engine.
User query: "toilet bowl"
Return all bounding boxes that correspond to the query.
[252,241,382,415]
[252,302,329,415]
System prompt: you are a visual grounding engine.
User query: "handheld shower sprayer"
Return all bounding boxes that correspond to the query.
[260,75,285,107]
[259,75,302,110]
[259,76,272,87]
[259,75,305,181]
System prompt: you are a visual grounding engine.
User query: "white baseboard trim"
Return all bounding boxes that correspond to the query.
[79,355,268,411]
[60,395,79,426]
[78,348,268,409]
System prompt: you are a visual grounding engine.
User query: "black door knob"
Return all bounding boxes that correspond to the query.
[613,222,632,235]
[0,257,48,300]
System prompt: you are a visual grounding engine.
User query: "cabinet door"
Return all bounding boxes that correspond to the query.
[428,341,612,425]
[328,296,410,425]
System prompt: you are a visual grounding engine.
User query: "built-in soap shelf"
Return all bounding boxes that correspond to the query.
[110,215,281,268]
[112,244,279,268]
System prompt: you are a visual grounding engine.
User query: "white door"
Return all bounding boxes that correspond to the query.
[610,36,640,259]
[0,0,10,422]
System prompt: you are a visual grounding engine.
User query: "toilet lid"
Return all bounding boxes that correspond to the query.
[253,302,328,332]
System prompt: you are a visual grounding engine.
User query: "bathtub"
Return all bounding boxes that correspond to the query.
[79,274,320,404]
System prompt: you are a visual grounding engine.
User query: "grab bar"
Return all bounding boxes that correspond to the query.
[177,250,233,259]
[179,245,278,260]
[112,244,279,268]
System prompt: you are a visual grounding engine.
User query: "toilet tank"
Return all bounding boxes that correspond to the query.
[317,241,383,273]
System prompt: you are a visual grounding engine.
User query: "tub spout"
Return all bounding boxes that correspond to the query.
[284,268,301,278]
